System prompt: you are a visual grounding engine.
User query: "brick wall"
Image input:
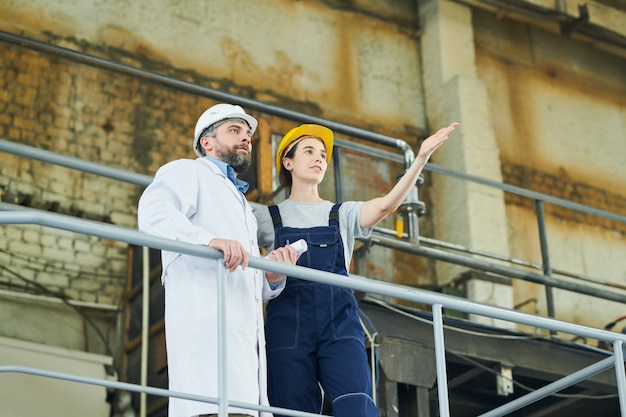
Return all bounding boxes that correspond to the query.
[0,39,212,305]
[502,162,626,234]
[0,37,423,309]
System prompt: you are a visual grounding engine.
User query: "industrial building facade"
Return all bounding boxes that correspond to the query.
[1,1,625,416]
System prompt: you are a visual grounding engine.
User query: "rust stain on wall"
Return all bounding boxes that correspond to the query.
[99,25,171,64]
[502,162,626,234]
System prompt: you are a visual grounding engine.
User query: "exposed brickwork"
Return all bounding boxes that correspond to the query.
[0,36,421,307]
[502,162,626,234]
[0,38,255,304]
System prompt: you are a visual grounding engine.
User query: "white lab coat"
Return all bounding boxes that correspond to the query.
[138,158,284,417]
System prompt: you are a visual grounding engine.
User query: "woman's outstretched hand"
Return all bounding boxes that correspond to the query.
[417,122,460,161]
[358,121,460,229]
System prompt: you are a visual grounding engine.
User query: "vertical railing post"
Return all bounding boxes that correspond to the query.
[140,246,150,417]
[217,261,228,417]
[614,340,626,416]
[535,200,556,319]
[432,304,450,417]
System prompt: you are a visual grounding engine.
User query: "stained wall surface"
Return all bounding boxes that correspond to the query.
[0,0,429,356]
[472,9,626,328]
[0,0,625,355]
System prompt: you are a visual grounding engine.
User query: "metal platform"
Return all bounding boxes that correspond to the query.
[359,298,621,417]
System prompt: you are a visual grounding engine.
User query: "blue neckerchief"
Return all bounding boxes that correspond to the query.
[203,156,250,195]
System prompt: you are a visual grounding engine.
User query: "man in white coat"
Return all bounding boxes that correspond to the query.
[138,103,298,417]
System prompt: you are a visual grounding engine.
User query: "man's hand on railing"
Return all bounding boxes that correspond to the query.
[208,238,251,272]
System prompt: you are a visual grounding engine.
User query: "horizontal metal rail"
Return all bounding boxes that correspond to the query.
[1,210,624,343]
[479,355,619,417]
[2,135,623,225]
[0,30,413,159]
[1,209,625,417]
[3,198,624,305]
[0,365,318,417]
[366,231,626,304]
[0,138,153,187]
[425,163,626,224]
[2,136,625,303]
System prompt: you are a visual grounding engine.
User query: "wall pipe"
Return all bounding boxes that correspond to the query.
[366,231,626,305]
[0,28,420,240]
[0,30,412,152]
[536,200,556,321]
[2,134,625,304]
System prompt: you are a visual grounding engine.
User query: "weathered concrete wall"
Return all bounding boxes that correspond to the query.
[472,8,626,330]
[0,0,625,355]
[418,0,515,328]
[0,0,432,355]
[1,0,425,130]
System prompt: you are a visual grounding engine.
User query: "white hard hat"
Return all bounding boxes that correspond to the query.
[193,103,258,157]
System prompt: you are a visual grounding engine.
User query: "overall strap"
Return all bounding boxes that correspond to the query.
[268,205,283,228]
[328,203,342,226]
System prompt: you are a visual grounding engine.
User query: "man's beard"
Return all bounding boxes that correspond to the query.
[216,144,251,173]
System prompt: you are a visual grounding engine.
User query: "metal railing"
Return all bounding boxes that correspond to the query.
[2,29,626,416]
[1,137,625,306]
[2,137,626,416]
[0,209,625,417]
[2,104,626,416]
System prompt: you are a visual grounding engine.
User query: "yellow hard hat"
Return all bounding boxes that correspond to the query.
[275,124,334,173]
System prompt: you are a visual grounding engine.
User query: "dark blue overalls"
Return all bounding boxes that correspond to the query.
[265,204,377,417]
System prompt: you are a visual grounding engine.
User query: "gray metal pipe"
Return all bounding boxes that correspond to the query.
[217,261,229,417]
[478,356,618,417]
[0,30,410,152]
[0,29,422,240]
[0,366,319,417]
[0,288,119,311]
[366,231,626,305]
[2,210,626,344]
[425,163,626,225]
[536,200,556,320]
[140,247,150,417]
[3,198,624,305]
[0,139,153,187]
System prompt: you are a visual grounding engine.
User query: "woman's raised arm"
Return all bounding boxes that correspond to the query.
[359,122,460,228]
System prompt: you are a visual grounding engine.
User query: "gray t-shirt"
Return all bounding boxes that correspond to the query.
[254,199,373,272]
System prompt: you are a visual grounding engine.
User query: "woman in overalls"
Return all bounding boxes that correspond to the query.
[255,121,458,417]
